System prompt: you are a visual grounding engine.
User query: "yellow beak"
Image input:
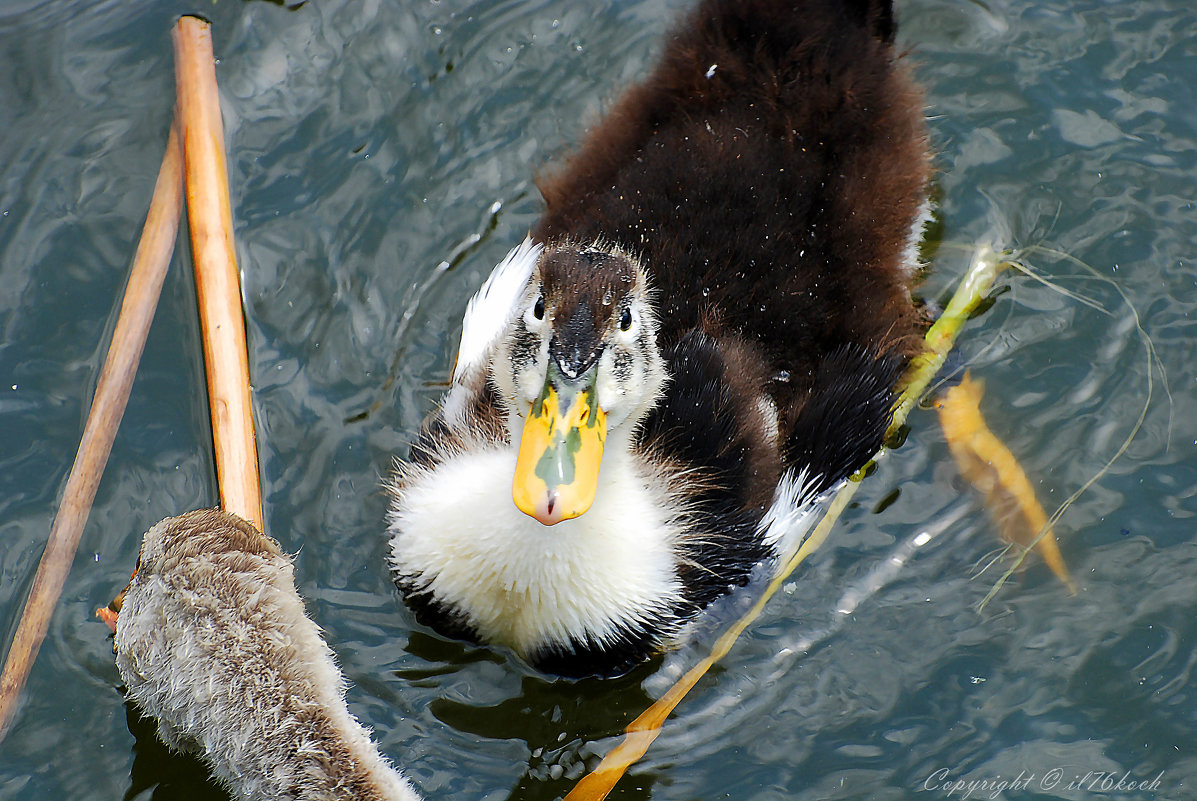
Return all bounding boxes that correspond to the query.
[512,364,607,525]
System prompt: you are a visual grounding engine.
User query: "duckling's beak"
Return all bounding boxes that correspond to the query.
[512,361,607,525]
[96,563,137,636]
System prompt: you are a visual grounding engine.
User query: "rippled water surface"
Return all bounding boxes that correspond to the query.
[1,1,1194,799]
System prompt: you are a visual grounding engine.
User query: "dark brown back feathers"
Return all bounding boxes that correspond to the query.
[535,0,930,406]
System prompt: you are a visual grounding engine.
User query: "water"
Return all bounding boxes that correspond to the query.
[1,0,1194,799]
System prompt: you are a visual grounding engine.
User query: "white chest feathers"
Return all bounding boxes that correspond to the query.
[387,443,685,657]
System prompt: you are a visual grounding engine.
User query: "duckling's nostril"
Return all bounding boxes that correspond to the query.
[533,489,565,526]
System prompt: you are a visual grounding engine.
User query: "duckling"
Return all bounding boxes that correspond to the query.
[113,509,421,801]
[388,0,932,677]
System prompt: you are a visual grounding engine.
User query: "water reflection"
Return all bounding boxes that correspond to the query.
[430,671,656,801]
[125,704,230,801]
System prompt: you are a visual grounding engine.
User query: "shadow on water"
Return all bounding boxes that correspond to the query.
[402,630,660,801]
[124,703,231,801]
[445,675,659,801]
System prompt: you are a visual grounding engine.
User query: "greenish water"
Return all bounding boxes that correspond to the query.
[1,0,1194,799]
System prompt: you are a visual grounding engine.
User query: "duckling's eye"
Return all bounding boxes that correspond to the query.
[533,295,545,320]
[620,307,633,331]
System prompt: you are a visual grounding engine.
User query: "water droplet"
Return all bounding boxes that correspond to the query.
[701,287,710,297]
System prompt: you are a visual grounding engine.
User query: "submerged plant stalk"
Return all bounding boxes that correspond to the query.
[937,372,1076,594]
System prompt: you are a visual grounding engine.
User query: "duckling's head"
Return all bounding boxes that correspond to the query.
[490,241,667,526]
